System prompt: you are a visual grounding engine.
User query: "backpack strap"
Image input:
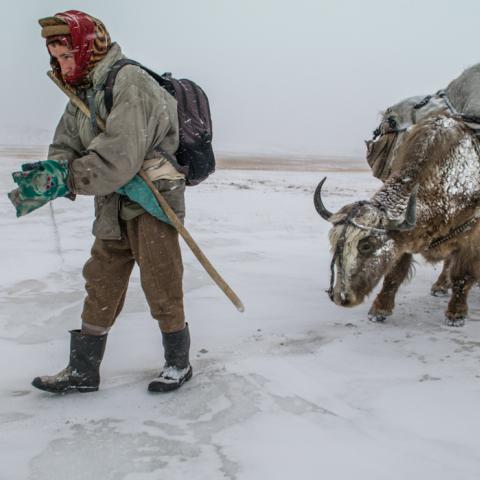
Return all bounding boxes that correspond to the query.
[104,58,142,114]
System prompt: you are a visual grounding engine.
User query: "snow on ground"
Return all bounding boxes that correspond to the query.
[1,150,479,480]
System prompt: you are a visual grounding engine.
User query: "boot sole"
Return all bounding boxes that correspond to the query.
[148,366,193,393]
[31,379,99,394]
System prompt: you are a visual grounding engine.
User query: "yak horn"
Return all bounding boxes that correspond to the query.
[314,177,334,221]
[385,185,418,231]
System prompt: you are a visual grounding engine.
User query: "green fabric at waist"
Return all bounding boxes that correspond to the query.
[119,178,186,223]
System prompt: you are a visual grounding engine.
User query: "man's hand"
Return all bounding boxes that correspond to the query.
[7,159,70,217]
[13,159,70,200]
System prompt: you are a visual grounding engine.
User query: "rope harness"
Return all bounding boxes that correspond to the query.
[426,211,480,251]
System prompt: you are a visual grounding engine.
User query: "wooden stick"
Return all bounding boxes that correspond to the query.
[48,72,106,131]
[48,71,245,313]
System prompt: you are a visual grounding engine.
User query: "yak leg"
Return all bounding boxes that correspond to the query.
[368,253,412,323]
[431,257,452,297]
[445,272,475,327]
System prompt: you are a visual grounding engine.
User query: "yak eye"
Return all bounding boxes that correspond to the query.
[358,239,376,255]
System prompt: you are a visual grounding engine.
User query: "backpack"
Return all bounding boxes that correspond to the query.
[104,58,215,186]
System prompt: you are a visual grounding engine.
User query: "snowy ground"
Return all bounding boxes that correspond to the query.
[1,149,480,480]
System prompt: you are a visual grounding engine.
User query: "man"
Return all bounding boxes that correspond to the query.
[14,10,192,394]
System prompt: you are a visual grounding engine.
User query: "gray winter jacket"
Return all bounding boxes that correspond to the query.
[48,43,184,239]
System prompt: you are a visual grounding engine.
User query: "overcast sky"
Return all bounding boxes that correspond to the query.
[2,0,480,157]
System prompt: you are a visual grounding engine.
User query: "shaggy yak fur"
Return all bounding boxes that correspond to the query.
[317,113,480,327]
[366,96,453,295]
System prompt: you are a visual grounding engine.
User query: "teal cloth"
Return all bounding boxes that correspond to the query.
[13,160,69,200]
[8,160,69,217]
[8,165,169,224]
[7,188,51,217]
[117,175,170,225]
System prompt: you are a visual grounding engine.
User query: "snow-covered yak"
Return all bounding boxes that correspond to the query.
[365,93,453,295]
[362,63,480,298]
[315,113,480,326]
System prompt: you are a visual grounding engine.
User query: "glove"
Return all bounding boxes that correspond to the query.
[13,160,70,201]
[117,175,170,225]
[8,188,51,217]
[8,159,70,217]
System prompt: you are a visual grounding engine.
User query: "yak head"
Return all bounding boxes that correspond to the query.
[314,178,417,307]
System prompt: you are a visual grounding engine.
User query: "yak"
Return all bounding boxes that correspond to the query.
[361,63,480,298]
[365,93,454,295]
[315,113,480,327]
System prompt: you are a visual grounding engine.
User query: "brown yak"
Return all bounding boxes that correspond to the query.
[365,94,454,295]
[363,62,480,297]
[315,113,480,327]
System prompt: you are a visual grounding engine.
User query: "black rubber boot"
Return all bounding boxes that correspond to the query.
[32,329,107,394]
[148,323,192,393]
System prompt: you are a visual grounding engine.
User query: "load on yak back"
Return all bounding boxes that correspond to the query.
[314,63,480,328]
[363,67,480,298]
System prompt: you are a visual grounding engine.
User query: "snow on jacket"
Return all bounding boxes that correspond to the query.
[48,42,183,239]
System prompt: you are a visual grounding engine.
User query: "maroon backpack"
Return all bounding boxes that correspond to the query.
[104,58,215,186]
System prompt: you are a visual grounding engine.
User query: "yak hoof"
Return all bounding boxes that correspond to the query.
[431,287,449,297]
[444,316,466,327]
[368,313,387,323]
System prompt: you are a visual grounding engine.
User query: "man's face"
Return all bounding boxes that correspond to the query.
[48,44,76,80]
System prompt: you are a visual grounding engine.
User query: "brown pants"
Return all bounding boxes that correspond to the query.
[81,213,185,333]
